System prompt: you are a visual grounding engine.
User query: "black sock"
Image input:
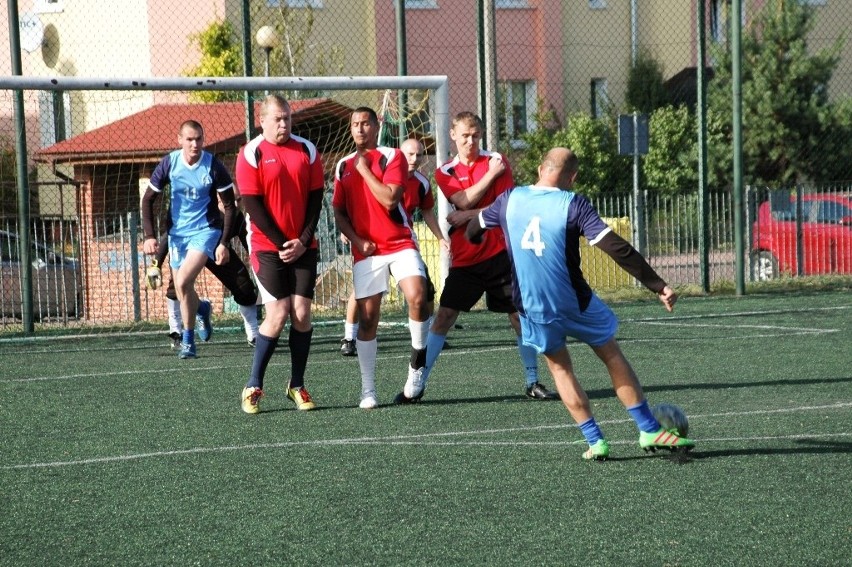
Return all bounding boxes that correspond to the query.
[288,327,313,389]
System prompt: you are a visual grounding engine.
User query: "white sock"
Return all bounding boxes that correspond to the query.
[239,303,259,340]
[356,338,377,396]
[344,322,359,341]
[167,298,183,334]
[409,318,429,350]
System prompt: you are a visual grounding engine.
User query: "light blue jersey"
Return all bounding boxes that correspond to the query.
[148,150,234,238]
[480,185,617,350]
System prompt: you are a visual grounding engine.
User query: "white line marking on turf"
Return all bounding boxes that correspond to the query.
[2,403,849,470]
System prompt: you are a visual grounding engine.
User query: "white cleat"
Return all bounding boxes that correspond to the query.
[359,392,379,410]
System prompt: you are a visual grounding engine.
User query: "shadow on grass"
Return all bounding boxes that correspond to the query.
[602,438,852,464]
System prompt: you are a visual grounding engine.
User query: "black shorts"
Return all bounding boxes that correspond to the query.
[254,249,318,300]
[438,250,515,314]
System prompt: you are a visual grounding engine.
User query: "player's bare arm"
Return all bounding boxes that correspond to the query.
[451,156,505,210]
[355,153,403,210]
[333,206,377,257]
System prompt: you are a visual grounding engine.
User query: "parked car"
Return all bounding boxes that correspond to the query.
[750,193,852,280]
[0,230,82,319]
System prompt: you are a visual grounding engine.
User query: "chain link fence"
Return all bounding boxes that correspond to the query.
[1,0,850,332]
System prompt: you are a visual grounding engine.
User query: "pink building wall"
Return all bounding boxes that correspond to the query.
[373,1,566,132]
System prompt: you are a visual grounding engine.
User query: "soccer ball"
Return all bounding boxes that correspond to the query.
[651,403,689,437]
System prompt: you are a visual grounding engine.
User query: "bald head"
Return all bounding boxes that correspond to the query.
[400,138,425,174]
[537,147,579,189]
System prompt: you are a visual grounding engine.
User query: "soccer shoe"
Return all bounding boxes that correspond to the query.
[287,386,317,411]
[582,439,610,461]
[241,386,264,414]
[178,341,197,359]
[196,299,213,342]
[394,366,426,404]
[359,391,379,410]
[525,382,560,400]
[340,338,357,357]
[145,260,162,290]
[169,332,181,349]
[639,429,695,453]
[248,337,257,348]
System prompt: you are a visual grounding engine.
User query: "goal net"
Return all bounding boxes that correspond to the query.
[0,75,449,334]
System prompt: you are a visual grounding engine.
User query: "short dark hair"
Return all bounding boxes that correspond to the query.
[351,107,379,125]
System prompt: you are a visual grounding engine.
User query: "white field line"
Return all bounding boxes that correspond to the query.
[0,303,849,346]
[3,402,849,471]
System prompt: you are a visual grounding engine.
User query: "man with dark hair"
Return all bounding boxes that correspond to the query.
[332,108,431,410]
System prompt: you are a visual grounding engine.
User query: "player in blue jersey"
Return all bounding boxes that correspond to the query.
[141,120,236,360]
[467,147,694,459]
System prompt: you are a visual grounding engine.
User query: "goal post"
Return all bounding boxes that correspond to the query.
[0,75,451,332]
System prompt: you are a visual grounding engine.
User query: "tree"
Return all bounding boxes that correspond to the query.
[183,20,243,103]
[626,51,669,114]
[707,0,847,187]
[516,110,630,196]
[260,3,344,99]
[644,105,698,196]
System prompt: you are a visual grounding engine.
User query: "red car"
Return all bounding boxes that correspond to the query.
[750,192,852,280]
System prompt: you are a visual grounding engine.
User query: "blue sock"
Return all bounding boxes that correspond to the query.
[627,400,661,433]
[579,417,604,445]
[517,337,538,387]
[420,332,446,384]
[247,333,279,390]
[182,329,195,345]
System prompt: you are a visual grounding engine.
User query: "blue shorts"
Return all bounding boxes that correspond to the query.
[520,294,618,354]
[168,229,221,270]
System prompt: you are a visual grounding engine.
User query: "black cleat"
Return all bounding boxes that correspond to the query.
[169,332,181,349]
[525,382,560,400]
[340,338,357,357]
[393,390,424,404]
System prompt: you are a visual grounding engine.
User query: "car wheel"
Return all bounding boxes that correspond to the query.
[750,250,779,281]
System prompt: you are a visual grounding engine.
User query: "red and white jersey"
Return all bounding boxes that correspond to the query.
[235,134,324,253]
[402,170,435,223]
[331,146,412,262]
[435,149,513,267]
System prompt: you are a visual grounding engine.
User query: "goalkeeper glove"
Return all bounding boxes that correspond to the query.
[146,259,162,290]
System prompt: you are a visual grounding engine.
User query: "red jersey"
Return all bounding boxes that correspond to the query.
[235,134,324,254]
[331,147,412,262]
[435,150,513,267]
[402,170,435,222]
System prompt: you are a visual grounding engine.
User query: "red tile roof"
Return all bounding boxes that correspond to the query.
[36,98,353,164]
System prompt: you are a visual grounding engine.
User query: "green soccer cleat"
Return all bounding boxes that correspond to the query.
[639,428,695,453]
[582,439,610,461]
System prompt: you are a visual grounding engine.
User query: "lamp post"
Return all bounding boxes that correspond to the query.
[255,25,280,96]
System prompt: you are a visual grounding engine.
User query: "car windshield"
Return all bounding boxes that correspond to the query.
[816,200,852,223]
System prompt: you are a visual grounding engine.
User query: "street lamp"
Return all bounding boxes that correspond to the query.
[255,25,280,95]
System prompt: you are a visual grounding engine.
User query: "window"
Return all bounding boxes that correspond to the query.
[405,0,438,8]
[498,81,537,147]
[589,0,606,9]
[34,0,64,14]
[266,0,323,8]
[38,91,71,147]
[710,0,727,43]
[590,78,609,118]
[496,0,529,8]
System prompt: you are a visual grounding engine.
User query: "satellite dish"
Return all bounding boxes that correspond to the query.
[20,12,45,53]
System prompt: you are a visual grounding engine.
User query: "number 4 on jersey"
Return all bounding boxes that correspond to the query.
[521,216,545,256]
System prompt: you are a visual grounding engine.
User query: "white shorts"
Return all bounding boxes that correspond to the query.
[353,248,426,299]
